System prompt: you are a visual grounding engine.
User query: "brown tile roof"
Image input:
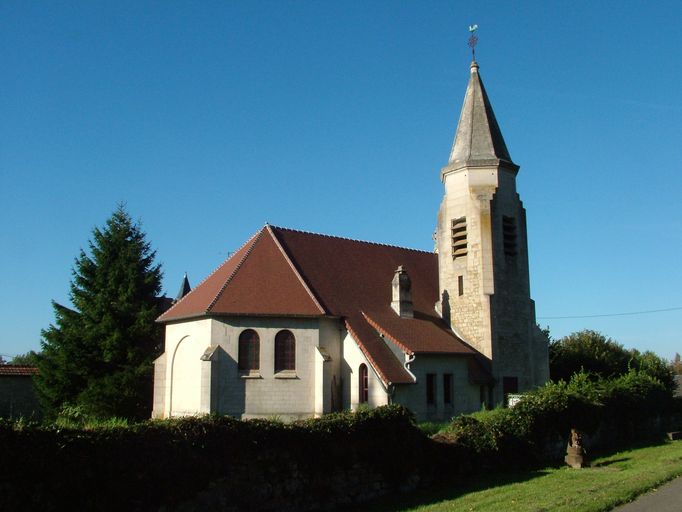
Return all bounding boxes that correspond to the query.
[158,227,324,322]
[159,225,488,385]
[362,311,475,355]
[0,366,39,376]
[345,314,414,385]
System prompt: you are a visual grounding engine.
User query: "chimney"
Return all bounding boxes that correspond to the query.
[391,266,414,318]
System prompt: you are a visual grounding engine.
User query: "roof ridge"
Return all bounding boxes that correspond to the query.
[159,228,262,320]
[269,225,433,255]
[266,225,326,315]
[207,228,265,312]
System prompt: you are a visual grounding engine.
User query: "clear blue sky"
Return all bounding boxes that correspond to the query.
[2,1,681,361]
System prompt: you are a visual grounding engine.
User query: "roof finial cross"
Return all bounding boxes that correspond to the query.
[468,24,479,61]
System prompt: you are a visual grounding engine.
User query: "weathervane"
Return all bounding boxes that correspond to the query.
[468,24,479,61]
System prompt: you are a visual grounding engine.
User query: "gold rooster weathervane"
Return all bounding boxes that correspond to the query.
[468,24,478,61]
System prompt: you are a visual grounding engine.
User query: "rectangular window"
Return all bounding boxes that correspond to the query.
[451,217,467,260]
[443,374,453,405]
[426,373,436,406]
[458,275,464,296]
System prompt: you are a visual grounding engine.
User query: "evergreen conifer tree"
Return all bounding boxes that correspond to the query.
[36,205,163,419]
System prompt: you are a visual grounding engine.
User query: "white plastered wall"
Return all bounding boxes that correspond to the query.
[207,316,345,420]
[163,318,213,417]
[155,316,346,420]
[315,318,343,415]
[393,355,481,421]
[342,331,389,410]
[208,317,317,419]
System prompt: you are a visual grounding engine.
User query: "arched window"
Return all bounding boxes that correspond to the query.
[359,364,369,404]
[238,329,260,371]
[275,330,296,372]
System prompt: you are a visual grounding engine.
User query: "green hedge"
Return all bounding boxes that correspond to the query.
[437,370,678,468]
[0,405,433,512]
[2,375,679,511]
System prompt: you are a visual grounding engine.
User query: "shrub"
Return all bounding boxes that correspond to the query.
[510,375,602,442]
[418,421,450,436]
[441,370,673,466]
[0,404,430,512]
[604,370,667,415]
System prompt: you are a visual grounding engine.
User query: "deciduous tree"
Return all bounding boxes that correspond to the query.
[549,329,675,394]
[10,351,40,366]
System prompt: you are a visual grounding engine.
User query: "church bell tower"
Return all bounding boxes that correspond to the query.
[436,61,549,404]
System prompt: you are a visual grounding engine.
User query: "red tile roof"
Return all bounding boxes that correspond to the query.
[158,227,324,322]
[158,225,489,385]
[0,366,39,376]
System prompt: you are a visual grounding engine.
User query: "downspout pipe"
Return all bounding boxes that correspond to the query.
[404,353,417,382]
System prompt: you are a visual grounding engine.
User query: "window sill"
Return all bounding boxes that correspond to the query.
[239,371,262,379]
[274,371,298,379]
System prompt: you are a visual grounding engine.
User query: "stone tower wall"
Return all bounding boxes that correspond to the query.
[437,165,548,404]
[437,165,498,358]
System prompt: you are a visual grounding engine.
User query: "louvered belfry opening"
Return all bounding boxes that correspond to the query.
[451,217,467,260]
[502,216,517,257]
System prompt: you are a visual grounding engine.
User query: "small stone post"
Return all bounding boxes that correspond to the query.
[565,428,586,468]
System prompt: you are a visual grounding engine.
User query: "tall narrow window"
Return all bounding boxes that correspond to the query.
[502,216,517,257]
[426,373,436,406]
[238,329,260,371]
[451,217,467,259]
[359,364,369,403]
[443,374,453,405]
[275,330,296,372]
[458,275,464,296]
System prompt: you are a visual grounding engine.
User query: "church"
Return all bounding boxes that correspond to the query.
[151,60,549,421]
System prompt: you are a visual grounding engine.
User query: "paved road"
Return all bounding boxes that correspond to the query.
[613,475,682,512]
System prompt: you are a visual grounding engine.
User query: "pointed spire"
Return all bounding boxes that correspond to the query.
[448,61,516,170]
[175,273,191,302]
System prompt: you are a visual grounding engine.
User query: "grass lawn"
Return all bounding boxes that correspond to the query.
[355,439,682,512]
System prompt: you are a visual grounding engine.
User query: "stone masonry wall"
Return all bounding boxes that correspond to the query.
[437,164,548,405]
